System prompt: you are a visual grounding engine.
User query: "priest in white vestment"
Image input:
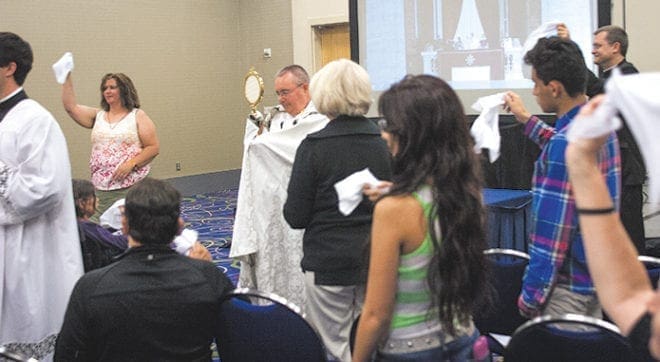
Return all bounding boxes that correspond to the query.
[0,32,84,360]
[230,65,329,308]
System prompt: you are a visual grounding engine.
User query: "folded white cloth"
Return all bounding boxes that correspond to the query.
[334,168,381,216]
[568,70,660,203]
[567,96,621,142]
[471,92,506,163]
[172,228,198,256]
[99,198,125,230]
[522,21,562,56]
[52,52,74,84]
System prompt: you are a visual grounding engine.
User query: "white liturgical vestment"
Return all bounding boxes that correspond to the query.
[230,102,328,308]
[0,99,84,360]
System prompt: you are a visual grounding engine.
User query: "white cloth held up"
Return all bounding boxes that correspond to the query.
[334,168,381,216]
[568,70,660,203]
[470,92,506,163]
[522,21,562,56]
[52,52,74,84]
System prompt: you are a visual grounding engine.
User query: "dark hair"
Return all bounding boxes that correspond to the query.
[276,64,309,85]
[72,179,96,218]
[524,36,587,97]
[378,74,491,336]
[595,25,629,57]
[100,73,140,111]
[125,178,180,245]
[0,32,33,86]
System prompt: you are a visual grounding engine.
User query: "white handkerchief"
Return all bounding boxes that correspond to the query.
[334,168,380,216]
[568,70,660,203]
[471,92,506,163]
[522,21,562,56]
[99,198,125,230]
[567,96,621,142]
[172,228,198,256]
[605,70,660,203]
[52,52,74,84]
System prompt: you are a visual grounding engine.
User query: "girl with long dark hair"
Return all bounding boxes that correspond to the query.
[353,75,491,361]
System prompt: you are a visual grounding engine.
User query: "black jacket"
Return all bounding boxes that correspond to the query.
[55,245,234,361]
[284,116,392,286]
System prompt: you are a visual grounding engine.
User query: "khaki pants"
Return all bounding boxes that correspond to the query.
[303,272,364,362]
[92,187,129,224]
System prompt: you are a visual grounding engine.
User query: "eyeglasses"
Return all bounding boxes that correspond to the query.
[275,84,302,97]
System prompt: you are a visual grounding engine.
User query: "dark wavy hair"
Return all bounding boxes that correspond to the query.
[378,74,491,335]
[524,36,588,97]
[99,73,141,111]
[125,178,180,245]
[0,32,33,85]
[72,179,96,218]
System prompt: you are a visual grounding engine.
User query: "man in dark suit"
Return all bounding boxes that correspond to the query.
[559,24,646,253]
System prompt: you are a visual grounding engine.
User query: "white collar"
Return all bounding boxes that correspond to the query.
[0,87,23,104]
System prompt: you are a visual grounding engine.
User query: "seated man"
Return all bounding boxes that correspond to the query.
[55,178,234,360]
[73,178,212,272]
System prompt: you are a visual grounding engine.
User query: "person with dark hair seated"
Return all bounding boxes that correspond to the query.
[73,178,126,271]
[55,178,234,361]
[73,178,212,272]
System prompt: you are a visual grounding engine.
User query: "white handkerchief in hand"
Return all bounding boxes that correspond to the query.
[99,198,125,230]
[605,70,660,203]
[334,168,380,216]
[172,228,198,256]
[522,21,562,56]
[52,52,74,84]
[566,96,621,142]
[471,92,506,163]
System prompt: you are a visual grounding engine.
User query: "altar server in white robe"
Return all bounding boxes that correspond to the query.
[230,65,328,308]
[0,32,83,360]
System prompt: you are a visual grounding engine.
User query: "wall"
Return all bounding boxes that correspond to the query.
[614,0,660,71]
[1,0,292,182]
[291,0,349,73]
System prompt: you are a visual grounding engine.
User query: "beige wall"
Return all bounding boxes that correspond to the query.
[2,0,292,181]
[291,0,349,73]
[612,0,660,71]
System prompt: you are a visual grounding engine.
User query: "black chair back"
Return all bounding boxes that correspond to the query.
[216,288,327,362]
[505,313,633,362]
[474,248,530,335]
[639,255,660,289]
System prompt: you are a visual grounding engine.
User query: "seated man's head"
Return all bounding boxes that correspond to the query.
[524,36,587,113]
[72,179,97,219]
[274,65,310,116]
[123,177,181,245]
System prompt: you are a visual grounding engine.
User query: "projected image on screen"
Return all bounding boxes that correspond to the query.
[360,0,598,91]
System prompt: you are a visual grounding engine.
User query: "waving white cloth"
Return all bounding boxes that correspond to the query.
[568,70,660,203]
[52,52,74,84]
[471,92,506,163]
[334,168,382,216]
[522,21,562,55]
[99,198,124,230]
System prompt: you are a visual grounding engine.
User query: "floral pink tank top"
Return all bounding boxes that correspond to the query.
[90,109,149,190]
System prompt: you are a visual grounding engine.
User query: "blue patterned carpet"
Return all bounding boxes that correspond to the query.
[180,188,240,285]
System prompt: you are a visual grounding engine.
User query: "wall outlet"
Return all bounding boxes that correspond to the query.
[176,162,181,171]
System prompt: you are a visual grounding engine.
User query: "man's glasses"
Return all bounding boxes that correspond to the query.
[275,84,302,97]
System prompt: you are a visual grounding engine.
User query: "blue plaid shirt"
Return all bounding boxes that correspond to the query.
[518,105,621,316]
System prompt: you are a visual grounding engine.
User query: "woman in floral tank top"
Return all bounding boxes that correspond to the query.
[62,72,159,221]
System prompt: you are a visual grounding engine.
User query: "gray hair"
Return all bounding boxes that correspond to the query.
[276,64,310,85]
[309,58,372,119]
